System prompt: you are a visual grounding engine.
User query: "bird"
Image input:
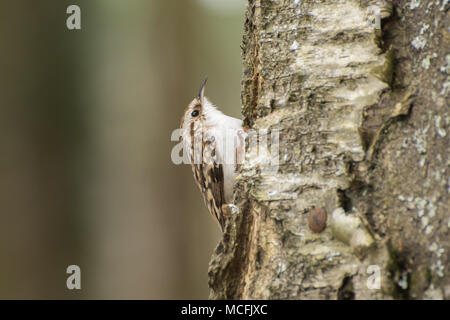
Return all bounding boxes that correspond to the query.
[180,78,245,231]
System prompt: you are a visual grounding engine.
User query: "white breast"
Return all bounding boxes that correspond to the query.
[202,99,243,202]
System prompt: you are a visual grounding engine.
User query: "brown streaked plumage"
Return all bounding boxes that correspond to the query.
[180,79,244,231]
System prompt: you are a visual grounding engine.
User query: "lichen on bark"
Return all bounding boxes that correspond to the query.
[208,0,449,300]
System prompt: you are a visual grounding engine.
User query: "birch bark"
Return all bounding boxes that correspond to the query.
[209,0,449,300]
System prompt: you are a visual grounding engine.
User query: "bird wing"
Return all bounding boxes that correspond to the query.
[191,133,226,232]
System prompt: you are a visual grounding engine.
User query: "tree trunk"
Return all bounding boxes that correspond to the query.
[208,0,449,299]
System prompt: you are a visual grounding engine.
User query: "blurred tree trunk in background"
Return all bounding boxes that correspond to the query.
[88,0,193,299]
[0,1,87,298]
[209,0,449,299]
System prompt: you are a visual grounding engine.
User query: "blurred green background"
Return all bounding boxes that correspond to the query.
[0,0,244,299]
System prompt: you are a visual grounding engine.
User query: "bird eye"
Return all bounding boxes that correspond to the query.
[191,110,199,117]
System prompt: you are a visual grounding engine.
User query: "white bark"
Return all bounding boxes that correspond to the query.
[209,0,449,300]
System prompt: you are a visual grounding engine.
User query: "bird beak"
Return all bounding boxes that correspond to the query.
[198,77,208,103]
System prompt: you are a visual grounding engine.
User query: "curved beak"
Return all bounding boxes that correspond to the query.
[198,77,208,102]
